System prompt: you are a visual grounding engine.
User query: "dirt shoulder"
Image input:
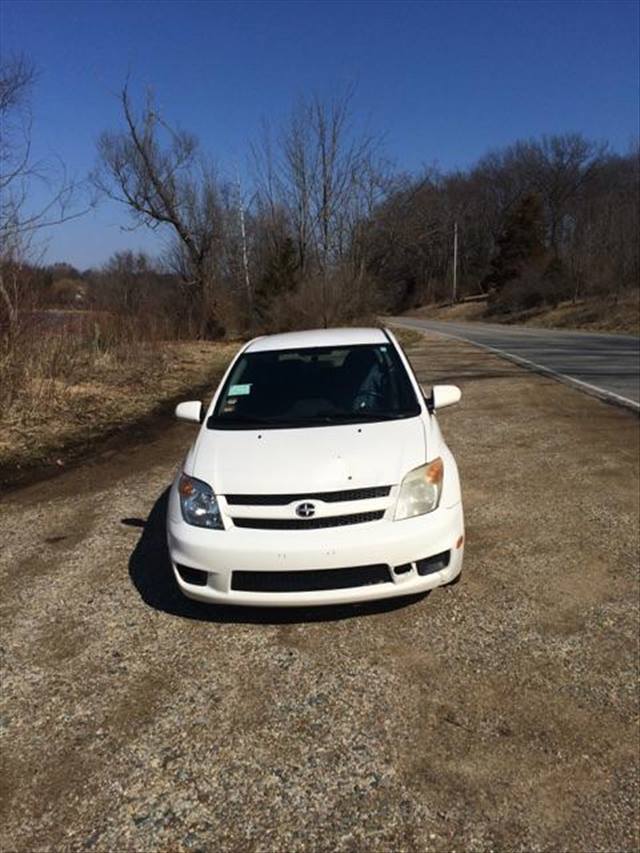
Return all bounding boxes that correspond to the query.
[0,340,240,492]
[1,330,638,852]
[408,293,640,335]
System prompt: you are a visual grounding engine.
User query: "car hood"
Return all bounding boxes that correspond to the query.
[190,417,427,495]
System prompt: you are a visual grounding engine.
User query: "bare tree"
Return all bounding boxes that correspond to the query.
[0,54,36,202]
[0,54,85,339]
[511,134,607,252]
[1,55,86,252]
[280,103,314,275]
[93,85,224,336]
[252,88,388,326]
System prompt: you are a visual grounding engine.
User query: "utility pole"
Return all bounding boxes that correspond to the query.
[452,220,458,304]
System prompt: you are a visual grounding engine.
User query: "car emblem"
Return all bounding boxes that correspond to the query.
[295,502,316,518]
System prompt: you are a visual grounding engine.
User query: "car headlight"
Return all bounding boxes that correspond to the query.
[178,474,223,529]
[395,458,443,520]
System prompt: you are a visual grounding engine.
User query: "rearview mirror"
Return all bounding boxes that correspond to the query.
[431,385,461,411]
[175,401,203,423]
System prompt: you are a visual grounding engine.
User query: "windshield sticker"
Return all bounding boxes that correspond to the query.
[229,383,252,396]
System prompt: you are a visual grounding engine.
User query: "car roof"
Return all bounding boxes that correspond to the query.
[245,327,389,353]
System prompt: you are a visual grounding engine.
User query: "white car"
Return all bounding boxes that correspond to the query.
[167,327,464,607]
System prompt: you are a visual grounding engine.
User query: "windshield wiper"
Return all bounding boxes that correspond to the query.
[292,411,418,424]
[209,414,328,429]
[208,411,419,429]
[353,411,418,421]
[207,415,275,429]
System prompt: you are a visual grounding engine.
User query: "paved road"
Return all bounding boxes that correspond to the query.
[389,317,640,410]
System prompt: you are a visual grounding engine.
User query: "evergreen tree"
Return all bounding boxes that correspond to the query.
[482,193,546,292]
[254,237,299,322]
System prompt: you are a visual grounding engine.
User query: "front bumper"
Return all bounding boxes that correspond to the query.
[166,494,464,607]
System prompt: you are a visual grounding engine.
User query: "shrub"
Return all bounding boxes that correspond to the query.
[488,266,547,315]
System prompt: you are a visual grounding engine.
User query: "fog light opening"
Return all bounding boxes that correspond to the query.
[416,551,451,576]
[176,564,208,586]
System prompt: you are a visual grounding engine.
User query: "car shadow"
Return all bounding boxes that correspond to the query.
[126,487,429,625]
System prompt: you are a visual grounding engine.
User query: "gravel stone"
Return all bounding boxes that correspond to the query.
[1,331,638,852]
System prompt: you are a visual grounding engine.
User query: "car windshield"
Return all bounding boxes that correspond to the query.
[208,343,421,429]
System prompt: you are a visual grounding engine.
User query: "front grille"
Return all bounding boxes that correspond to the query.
[231,564,392,593]
[231,511,384,530]
[225,486,391,506]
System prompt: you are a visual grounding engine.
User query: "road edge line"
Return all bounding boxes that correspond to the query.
[388,320,640,415]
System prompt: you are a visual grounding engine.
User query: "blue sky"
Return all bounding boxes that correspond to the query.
[2,0,638,268]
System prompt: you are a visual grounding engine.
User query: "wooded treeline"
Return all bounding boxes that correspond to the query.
[90,86,639,335]
[372,135,638,316]
[2,61,638,342]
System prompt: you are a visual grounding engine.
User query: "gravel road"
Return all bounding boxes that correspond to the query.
[1,331,638,852]
[389,316,640,409]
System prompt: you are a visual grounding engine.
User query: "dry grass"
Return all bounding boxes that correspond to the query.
[0,314,426,490]
[408,292,640,334]
[390,326,425,348]
[409,300,487,323]
[517,292,640,334]
[0,332,239,488]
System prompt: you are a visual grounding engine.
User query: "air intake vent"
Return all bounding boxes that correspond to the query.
[231,511,384,530]
[231,564,392,593]
[225,486,391,505]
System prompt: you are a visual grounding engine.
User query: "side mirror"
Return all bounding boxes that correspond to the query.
[431,384,462,411]
[175,401,203,423]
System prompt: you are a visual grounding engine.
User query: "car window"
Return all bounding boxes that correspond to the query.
[208,344,421,429]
